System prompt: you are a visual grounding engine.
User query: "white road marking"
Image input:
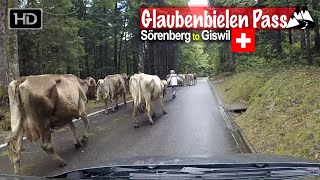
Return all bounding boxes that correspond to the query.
[0,100,133,149]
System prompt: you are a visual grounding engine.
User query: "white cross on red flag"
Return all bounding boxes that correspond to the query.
[231,29,256,53]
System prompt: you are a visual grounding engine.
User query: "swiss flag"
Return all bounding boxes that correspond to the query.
[231,28,255,53]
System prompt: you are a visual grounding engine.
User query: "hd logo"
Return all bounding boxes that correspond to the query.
[8,8,43,29]
[286,5,315,29]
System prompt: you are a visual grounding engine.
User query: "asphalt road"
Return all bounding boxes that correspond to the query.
[0,78,241,176]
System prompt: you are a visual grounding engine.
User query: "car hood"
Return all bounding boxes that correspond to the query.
[91,153,319,167]
[1,153,319,179]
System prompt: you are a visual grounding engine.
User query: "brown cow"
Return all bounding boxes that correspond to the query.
[129,73,167,128]
[178,74,186,86]
[96,74,126,113]
[6,74,96,175]
[186,73,194,86]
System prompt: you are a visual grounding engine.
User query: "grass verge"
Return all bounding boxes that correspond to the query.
[0,108,10,131]
[213,66,320,160]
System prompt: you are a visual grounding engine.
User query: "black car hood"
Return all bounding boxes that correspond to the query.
[91,153,319,167]
[1,153,319,179]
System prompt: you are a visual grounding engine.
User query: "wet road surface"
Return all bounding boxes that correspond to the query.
[0,78,240,176]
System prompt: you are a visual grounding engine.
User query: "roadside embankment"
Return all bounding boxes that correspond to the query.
[213,67,320,160]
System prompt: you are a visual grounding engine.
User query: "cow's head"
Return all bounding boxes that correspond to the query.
[85,77,97,100]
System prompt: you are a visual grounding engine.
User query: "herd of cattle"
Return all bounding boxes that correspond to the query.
[4,72,197,174]
[171,73,197,87]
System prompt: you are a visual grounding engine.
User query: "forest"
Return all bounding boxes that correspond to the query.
[0,0,319,125]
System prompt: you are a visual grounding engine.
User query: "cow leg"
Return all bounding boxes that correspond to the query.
[146,101,154,125]
[104,99,109,114]
[151,103,156,118]
[123,93,127,104]
[40,128,67,167]
[79,113,89,145]
[140,104,146,113]
[113,97,118,111]
[132,106,139,128]
[160,96,167,114]
[69,122,82,148]
[7,131,23,175]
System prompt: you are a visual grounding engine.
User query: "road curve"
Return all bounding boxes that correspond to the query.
[0,78,240,176]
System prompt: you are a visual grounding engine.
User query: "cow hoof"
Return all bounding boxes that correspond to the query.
[163,111,167,114]
[59,160,68,167]
[115,105,119,109]
[81,136,88,145]
[150,121,155,125]
[152,113,156,118]
[134,124,139,128]
[74,141,82,148]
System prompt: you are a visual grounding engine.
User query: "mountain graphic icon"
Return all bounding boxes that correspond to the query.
[286,5,315,29]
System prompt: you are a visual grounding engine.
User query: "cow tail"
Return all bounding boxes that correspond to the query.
[6,128,22,144]
[6,80,24,145]
[137,76,143,106]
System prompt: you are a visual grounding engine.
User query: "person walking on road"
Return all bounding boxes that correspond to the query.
[167,70,178,98]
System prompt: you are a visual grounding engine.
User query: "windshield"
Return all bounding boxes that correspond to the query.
[0,0,319,179]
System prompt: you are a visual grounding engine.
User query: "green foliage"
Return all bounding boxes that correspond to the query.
[179,42,210,76]
[205,0,320,75]
[166,0,189,6]
[0,107,10,131]
[0,86,3,99]
[18,0,188,79]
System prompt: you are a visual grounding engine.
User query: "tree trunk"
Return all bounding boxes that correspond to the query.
[288,30,292,45]
[7,0,19,81]
[125,38,129,75]
[300,30,306,49]
[139,42,144,72]
[150,43,156,74]
[276,30,282,54]
[165,45,168,74]
[312,0,320,52]
[314,16,320,52]
[113,2,118,74]
[118,28,124,73]
[286,0,292,46]
[143,42,147,73]
[0,0,19,100]
[306,29,312,65]
[94,45,97,77]
[113,32,118,73]
[132,42,138,73]
[219,47,224,72]
[0,0,9,91]
[228,41,235,65]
